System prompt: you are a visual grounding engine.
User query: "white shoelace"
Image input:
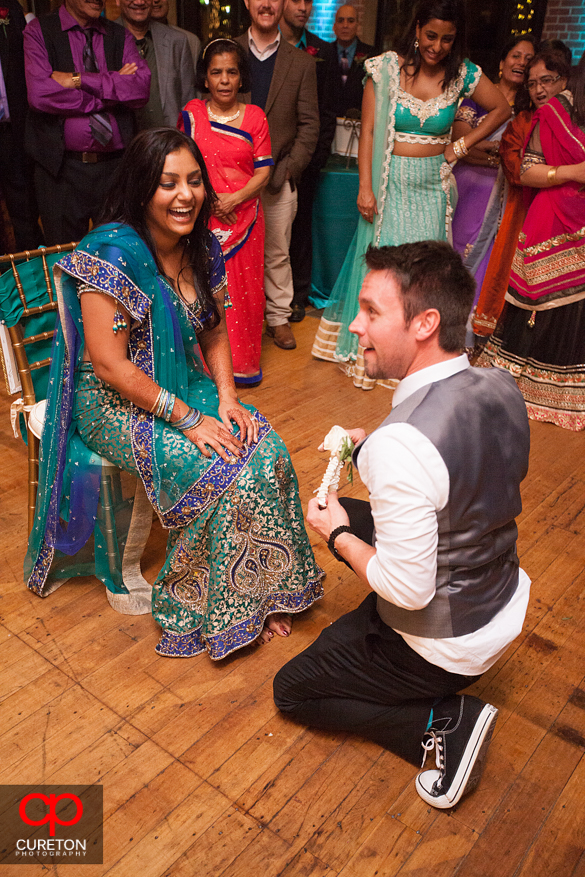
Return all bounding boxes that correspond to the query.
[420,730,445,771]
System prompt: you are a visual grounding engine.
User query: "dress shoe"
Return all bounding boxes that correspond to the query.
[266,323,296,350]
[290,303,305,323]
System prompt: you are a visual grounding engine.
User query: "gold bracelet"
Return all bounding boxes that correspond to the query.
[452,137,469,160]
[150,388,163,415]
[547,166,558,185]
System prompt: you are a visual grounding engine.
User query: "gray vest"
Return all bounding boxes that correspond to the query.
[354,366,530,638]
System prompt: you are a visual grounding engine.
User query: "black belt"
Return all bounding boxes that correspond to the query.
[65,150,124,164]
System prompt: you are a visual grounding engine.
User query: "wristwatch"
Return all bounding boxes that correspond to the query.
[328,525,353,561]
[71,72,81,89]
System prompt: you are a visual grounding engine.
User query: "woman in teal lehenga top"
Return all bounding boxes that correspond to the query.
[25,128,324,659]
[312,0,510,390]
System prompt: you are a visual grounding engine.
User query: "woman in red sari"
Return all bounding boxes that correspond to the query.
[477,53,585,430]
[472,48,571,339]
[180,39,273,386]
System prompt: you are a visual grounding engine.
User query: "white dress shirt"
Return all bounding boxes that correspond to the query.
[358,355,530,676]
[247,27,280,61]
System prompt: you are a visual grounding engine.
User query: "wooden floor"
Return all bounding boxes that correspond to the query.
[2,310,585,876]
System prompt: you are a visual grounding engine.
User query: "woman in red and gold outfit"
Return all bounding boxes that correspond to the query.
[472,48,570,339]
[477,52,585,430]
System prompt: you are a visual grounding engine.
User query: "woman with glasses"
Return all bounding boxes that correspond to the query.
[472,48,571,341]
[477,52,585,430]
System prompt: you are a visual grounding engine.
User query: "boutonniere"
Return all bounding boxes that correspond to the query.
[354,53,368,66]
[306,45,319,57]
[0,7,10,34]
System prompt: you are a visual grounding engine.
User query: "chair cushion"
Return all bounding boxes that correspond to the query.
[28,399,47,439]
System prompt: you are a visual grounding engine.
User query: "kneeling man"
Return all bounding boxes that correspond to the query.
[274,240,531,808]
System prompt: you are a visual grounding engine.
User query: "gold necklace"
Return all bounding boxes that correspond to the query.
[207,103,240,123]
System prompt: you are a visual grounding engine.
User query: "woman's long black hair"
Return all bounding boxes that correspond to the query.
[98,127,221,328]
[395,0,467,90]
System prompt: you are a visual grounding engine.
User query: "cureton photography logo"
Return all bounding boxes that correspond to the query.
[0,785,103,866]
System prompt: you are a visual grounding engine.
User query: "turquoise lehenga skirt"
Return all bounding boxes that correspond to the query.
[74,364,324,660]
[312,154,449,390]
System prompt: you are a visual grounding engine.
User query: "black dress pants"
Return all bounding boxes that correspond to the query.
[290,166,321,309]
[34,155,122,247]
[0,123,43,251]
[273,499,480,766]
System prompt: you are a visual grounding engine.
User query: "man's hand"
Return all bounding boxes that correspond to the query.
[317,426,367,452]
[51,71,77,88]
[306,491,350,542]
[119,63,138,75]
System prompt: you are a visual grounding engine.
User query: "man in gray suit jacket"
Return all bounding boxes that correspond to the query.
[116,0,195,129]
[237,0,319,350]
[151,0,201,67]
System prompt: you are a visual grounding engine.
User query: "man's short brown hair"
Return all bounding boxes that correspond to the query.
[365,240,475,352]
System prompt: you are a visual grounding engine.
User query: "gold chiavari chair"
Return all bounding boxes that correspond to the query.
[0,244,153,614]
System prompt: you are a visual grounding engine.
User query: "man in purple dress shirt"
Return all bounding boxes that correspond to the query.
[24,0,150,246]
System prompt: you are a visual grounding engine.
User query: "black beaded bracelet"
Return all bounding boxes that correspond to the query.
[328,525,353,562]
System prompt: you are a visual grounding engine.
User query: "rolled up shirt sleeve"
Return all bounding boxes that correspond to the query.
[80,29,150,107]
[24,18,150,115]
[357,423,450,610]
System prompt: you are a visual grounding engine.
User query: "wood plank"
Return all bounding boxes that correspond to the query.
[454,733,583,877]
[255,738,378,850]
[0,683,133,782]
[337,814,420,877]
[104,781,235,877]
[514,742,585,877]
[305,749,414,869]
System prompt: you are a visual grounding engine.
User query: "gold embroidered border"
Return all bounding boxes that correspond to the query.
[512,244,585,289]
[519,224,585,257]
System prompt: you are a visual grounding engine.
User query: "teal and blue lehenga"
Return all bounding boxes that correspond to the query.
[25,223,324,659]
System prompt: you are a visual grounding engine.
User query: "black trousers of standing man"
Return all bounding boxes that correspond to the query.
[273,499,480,765]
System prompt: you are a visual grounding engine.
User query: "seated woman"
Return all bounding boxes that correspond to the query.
[25,128,324,659]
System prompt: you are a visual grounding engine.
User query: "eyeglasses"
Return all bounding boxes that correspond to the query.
[527,74,561,91]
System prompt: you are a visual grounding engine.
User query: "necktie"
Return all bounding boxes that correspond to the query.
[340,49,349,85]
[83,28,113,147]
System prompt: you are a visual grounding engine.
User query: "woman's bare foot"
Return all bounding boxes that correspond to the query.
[251,613,293,647]
[265,612,292,637]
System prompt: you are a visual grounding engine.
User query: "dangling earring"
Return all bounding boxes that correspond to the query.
[414,39,419,52]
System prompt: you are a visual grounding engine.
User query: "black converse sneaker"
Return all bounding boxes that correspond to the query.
[415,695,498,809]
